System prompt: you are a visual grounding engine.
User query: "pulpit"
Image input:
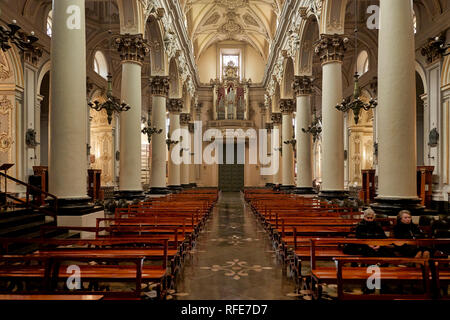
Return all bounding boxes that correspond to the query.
[32,166,48,205]
[88,169,102,201]
[361,169,376,204]
[417,166,434,208]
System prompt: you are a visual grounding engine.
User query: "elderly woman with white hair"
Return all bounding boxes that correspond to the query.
[344,208,393,256]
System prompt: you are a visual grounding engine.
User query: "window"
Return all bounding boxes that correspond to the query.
[356,50,369,76]
[93,51,108,79]
[220,49,241,80]
[46,10,52,37]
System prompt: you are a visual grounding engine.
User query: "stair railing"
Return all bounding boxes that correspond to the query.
[0,172,58,218]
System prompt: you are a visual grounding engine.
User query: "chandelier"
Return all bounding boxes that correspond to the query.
[302,115,322,143]
[141,110,162,143]
[336,72,377,125]
[0,19,39,52]
[334,0,377,125]
[88,73,130,125]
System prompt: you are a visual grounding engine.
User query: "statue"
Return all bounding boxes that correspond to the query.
[226,85,236,119]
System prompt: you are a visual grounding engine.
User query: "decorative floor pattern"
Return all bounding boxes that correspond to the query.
[172,192,299,300]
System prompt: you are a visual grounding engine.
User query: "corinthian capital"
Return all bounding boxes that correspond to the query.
[280,99,296,114]
[180,113,191,125]
[314,34,348,64]
[293,76,313,96]
[149,76,170,96]
[271,112,282,125]
[115,33,149,64]
[167,99,183,113]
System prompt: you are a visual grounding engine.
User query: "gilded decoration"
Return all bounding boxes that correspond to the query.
[0,51,11,80]
[149,76,170,96]
[0,133,13,152]
[293,76,313,96]
[0,95,13,114]
[314,34,347,64]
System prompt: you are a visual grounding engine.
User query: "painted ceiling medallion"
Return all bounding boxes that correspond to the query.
[215,0,249,11]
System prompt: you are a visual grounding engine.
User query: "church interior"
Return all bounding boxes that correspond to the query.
[0,0,449,302]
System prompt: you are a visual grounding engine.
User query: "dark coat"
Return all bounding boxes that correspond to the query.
[355,220,387,239]
[393,221,425,239]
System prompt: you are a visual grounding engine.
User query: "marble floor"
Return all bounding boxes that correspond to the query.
[171,192,300,300]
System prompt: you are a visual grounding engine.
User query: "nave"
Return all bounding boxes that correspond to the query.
[173,192,297,300]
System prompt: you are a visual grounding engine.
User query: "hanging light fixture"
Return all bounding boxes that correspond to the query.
[335,0,377,125]
[88,73,130,124]
[141,110,162,143]
[302,114,322,143]
[0,19,39,52]
[88,0,131,124]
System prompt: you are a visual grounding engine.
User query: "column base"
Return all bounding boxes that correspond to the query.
[167,185,183,193]
[189,183,197,188]
[318,190,349,200]
[50,197,99,216]
[279,185,296,191]
[265,183,275,188]
[147,187,171,195]
[181,184,191,189]
[292,187,317,194]
[370,197,425,216]
[114,190,145,201]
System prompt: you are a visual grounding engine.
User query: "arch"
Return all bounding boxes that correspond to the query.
[281,57,294,99]
[146,17,167,76]
[272,81,281,113]
[321,0,349,35]
[415,60,428,94]
[297,14,320,76]
[169,58,182,98]
[442,55,450,88]
[356,50,369,76]
[117,0,145,34]
[93,51,109,79]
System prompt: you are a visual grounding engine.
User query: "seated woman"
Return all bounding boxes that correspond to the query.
[344,209,393,256]
[393,210,430,259]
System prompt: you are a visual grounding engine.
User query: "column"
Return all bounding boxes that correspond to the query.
[280,99,296,189]
[149,76,170,194]
[116,33,148,199]
[49,0,91,209]
[293,76,315,194]
[371,0,422,214]
[271,113,282,186]
[315,34,348,199]
[188,122,197,187]
[180,113,191,187]
[167,99,182,191]
[265,122,275,187]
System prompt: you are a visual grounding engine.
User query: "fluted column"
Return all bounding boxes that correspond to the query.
[280,99,296,189]
[371,0,422,215]
[149,76,170,194]
[49,0,91,210]
[116,33,148,199]
[271,113,282,185]
[167,99,182,191]
[180,113,191,187]
[315,34,348,199]
[293,76,315,194]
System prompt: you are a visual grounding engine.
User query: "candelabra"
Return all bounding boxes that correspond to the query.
[88,73,130,125]
[335,72,377,125]
[0,19,39,52]
[302,116,322,143]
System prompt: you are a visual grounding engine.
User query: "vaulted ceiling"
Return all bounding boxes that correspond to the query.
[178,0,283,62]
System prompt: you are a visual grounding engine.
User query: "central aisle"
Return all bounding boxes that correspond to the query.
[173,192,298,300]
